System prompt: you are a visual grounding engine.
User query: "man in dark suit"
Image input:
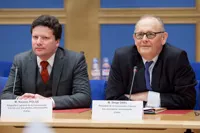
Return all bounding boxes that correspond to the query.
[106,15,196,109]
[1,15,91,109]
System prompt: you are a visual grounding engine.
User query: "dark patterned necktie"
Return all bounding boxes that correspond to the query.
[40,61,49,84]
[145,61,153,91]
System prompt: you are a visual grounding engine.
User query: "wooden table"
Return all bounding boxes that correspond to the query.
[0,109,200,133]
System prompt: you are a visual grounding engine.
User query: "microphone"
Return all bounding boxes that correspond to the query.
[129,66,137,100]
[12,66,18,99]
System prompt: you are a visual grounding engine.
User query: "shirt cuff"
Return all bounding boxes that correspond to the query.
[146,91,160,108]
[49,97,56,108]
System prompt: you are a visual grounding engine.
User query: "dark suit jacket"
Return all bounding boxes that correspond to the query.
[1,47,91,109]
[106,43,196,109]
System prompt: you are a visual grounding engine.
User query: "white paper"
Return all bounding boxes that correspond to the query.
[1,99,52,121]
[92,100,143,121]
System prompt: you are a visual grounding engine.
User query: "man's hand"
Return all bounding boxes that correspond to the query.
[18,93,35,99]
[18,93,55,108]
[18,93,49,100]
[34,94,55,108]
[125,92,148,101]
[34,94,49,99]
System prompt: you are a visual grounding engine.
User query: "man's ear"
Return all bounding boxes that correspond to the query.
[56,39,60,47]
[161,32,168,45]
[133,34,136,40]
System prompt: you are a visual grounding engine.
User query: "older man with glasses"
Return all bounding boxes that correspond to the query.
[106,15,196,109]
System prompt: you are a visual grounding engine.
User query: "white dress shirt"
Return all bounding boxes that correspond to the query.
[142,56,161,108]
[37,53,55,75]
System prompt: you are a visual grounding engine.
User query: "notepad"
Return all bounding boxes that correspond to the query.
[143,107,166,114]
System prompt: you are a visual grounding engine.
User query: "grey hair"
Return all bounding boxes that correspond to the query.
[134,15,165,32]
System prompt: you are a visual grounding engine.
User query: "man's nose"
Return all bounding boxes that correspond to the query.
[142,34,148,40]
[141,35,149,43]
[36,37,42,44]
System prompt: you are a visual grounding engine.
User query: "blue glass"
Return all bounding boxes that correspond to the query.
[0,0,64,8]
[101,0,195,8]
[0,25,65,61]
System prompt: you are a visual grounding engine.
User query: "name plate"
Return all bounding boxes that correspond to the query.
[1,100,52,121]
[92,100,143,121]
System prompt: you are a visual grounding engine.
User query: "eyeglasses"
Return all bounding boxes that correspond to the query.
[134,31,165,39]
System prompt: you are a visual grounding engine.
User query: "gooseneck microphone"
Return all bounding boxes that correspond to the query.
[129,66,137,100]
[12,66,18,99]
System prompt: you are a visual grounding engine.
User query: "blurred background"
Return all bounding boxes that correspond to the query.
[0,0,199,78]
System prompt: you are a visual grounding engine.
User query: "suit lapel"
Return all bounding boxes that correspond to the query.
[151,47,165,91]
[127,47,135,86]
[27,51,37,93]
[52,48,64,95]
[151,60,162,91]
[129,46,146,92]
[135,58,146,91]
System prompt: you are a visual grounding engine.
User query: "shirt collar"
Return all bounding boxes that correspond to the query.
[142,55,159,65]
[37,53,56,68]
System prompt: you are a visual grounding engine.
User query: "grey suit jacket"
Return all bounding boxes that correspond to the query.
[1,47,91,109]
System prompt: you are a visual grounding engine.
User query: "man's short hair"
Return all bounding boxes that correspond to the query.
[30,15,62,40]
[135,15,165,32]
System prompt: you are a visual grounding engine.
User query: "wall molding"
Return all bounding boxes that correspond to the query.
[0,9,66,24]
[1,7,200,24]
[99,8,200,24]
[0,3,199,62]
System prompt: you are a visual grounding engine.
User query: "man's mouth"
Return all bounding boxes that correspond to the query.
[35,48,44,51]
